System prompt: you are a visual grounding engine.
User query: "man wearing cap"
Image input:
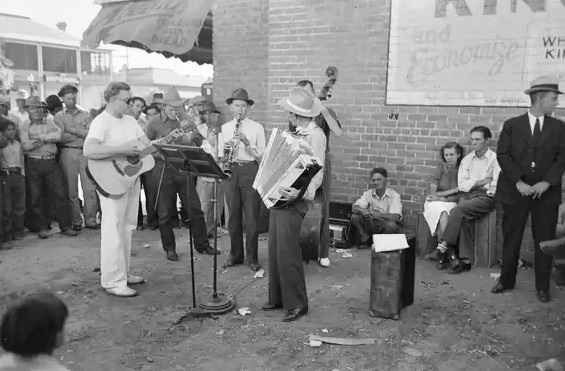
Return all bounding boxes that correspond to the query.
[19,96,78,239]
[262,86,327,322]
[0,95,22,131]
[191,96,226,238]
[492,75,565,303]
[9,90,29,127]
[218,88,266,272]
[146,86,218,261]
[54,85,98,231]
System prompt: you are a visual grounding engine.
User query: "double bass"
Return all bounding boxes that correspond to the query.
[292,66,339,263]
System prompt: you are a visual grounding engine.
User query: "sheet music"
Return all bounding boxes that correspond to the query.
[372,234,409,253]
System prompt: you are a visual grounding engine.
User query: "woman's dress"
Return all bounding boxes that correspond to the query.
[423,164,460,235]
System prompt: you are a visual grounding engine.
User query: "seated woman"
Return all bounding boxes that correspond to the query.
[423,141,464,269]
[0,292,71,370]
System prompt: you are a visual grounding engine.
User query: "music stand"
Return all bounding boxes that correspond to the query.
[153,143,234,316]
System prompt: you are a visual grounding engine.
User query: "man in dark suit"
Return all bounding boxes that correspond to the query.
[492,75,565,303]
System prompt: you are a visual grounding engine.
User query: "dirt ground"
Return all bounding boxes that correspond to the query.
[0,227,564,371]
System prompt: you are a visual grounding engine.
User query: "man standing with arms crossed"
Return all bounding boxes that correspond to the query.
[84,82,149,297]
[492,75,565,303]
[55,85,99,231]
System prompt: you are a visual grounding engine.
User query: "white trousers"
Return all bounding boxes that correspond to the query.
[99,181,140,289]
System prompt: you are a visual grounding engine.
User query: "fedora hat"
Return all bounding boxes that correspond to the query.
[162,86,184,107]
[25,96,47,108]
[278,86,323,118]
[226,88,254,106]
[524,75,563,95]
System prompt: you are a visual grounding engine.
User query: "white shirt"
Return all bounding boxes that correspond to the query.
[298,121,326,200]
[197,123,218,182]
[9,108,29,126]
[0,354,69,370]
[218,117,266,162]
[527,110,544,135]
[458,148,501,196]
[86,111,145,147]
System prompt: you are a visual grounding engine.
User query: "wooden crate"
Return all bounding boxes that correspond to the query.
[460,210,498,268]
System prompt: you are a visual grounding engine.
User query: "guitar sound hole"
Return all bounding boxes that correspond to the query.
[126,155,140,164]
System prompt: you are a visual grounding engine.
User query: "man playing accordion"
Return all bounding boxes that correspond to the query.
[261,86,327,322]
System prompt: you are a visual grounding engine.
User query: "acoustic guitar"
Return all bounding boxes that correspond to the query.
[87,125,193,197]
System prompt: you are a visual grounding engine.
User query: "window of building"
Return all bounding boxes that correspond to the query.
[80,51,110,75]
[42,46,77,73]
[2,42,39,71]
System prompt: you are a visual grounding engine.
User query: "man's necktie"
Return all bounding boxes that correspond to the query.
[532,118,541,170]
[533,118,541,145]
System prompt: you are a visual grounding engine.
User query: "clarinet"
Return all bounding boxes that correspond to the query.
[224,116,241,172]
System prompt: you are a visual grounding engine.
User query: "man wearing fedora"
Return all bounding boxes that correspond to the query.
[54,85,99,231]
[146,86,218,261]
[492,75,565,303]
[218,88,266,272]
[19,96,78,239]
[190,96,228,238]
[262,86,327,322]
[9,90,29,128]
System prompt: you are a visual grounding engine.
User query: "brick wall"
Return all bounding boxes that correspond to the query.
[212,0,269,125]
[213,0,565,234]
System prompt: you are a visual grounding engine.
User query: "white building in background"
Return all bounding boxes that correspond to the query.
[0,13,113,110]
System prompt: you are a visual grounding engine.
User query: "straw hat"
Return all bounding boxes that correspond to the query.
[524,75,563,95]
[278,86,323,118]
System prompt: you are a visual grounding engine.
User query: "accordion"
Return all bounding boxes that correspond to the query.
[253,128,323,209]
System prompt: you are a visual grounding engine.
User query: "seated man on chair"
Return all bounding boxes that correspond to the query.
[539,201,565,287]
[436,126,500,274]
[350,167,402,248]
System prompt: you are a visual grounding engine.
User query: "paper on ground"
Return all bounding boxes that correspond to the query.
[372,234,409,253]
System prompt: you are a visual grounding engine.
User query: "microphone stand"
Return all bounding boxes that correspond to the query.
[199,127,235,315]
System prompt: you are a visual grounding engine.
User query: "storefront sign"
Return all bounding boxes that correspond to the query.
[44,75,80,84]
[387,0,565,106]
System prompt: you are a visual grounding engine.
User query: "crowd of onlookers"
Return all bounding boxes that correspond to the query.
[0,85,223,252]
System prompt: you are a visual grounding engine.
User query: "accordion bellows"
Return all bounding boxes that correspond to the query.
[253,128,322,209]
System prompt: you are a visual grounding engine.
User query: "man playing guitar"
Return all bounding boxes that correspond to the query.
[145,86,219,262]
[84,82,150,298]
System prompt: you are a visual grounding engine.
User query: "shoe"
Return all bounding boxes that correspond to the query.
[450,259,472,275]
[12,236,23,241]
[46,225,53,230]
[540,237,565,256]
[150,225,159,231]
[249,262,261,272]
[61,229,79,237]
[425,249,441,261]
[283,306,308,322]
[166,251,179,261]
[197,246,221,255]
[319,258,330,267]
[136,225,145,231]
[38,230,50,239]
[127,274,146,285]
[262,303,283,311]
[72,225,82,232]
[222,260,243,268]
[105,286,138,297]
[491,278,513,294]
[437,252,448,270]
[536,290,551,303]
[85,224,101,230]
[446,246,460,271]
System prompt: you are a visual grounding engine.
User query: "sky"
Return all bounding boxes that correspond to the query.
[0,0,214,77]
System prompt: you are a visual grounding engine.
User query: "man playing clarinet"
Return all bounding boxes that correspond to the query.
[262,86,327,322]
[219,88,266,272]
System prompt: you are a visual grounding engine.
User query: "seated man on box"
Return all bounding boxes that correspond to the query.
[436,126,500,274]
[350,167,402,248]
